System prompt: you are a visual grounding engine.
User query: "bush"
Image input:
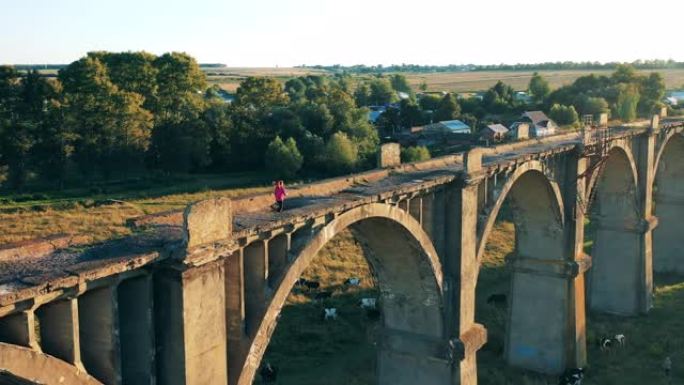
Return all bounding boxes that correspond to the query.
[549,104,579,126]
[324,132,358,175]
[401,146,431,163]
[264,136,304,179]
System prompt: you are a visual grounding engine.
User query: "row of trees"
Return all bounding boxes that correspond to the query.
[301,59,684,74]
[542,65,666,123]
[0,52,381,190]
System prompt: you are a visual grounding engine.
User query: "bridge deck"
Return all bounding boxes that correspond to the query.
[0,124,656,307]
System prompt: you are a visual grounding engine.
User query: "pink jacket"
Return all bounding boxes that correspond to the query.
[274,186,287,202]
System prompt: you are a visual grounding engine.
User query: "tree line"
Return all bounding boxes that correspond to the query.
[0,52,385,191]
[299,59,684,74]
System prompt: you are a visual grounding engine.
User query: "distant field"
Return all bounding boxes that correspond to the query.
[405,69,684,93]
[205,67,329,93]
[205,67,684,94]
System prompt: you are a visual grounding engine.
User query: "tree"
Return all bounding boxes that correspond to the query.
[368,78,397,105]
[354,83,370,107]
[60,56,153,177]
[549,104,579,126]
[418,94,441,112]
[401,146,431,163]
[265,136,303,179]
[324,132,358,174]
[577,96,609,116]
[390,74,412,94]
[529,72,550,103]
[399,100,424,128]
[615,84,640,122]
[235,77,288,111]
[639,72,665,115]
[434,94,460,122]
[149,52,209,172]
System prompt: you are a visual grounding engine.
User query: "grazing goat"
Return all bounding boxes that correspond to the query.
[360,297,377,309]
[558,367,584,385]
[614,334,625,348]
[344,277,361,286]
[295,278,308,287]
[599,337,612,352]
[323,308,338,321]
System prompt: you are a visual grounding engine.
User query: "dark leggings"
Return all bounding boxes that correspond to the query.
[276,200,284,212]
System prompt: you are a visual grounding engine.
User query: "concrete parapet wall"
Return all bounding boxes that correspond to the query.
[378,142,401,168]
[0,234,90,262]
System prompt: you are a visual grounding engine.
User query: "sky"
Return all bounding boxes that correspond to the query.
[1,0,683,67]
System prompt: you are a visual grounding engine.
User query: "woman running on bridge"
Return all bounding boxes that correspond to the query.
[273,180,287,212]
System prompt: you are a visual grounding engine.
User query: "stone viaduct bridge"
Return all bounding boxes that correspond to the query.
[1,116,683,385]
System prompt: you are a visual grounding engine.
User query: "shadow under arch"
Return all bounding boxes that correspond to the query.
[476,161,565,262]
[475,163,568,374]
[0,342,102,385]
[585,146,642,315]
[653,133,684,273]
[237,203,447,385]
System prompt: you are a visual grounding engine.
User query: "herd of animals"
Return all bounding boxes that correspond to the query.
[256,287,674,384]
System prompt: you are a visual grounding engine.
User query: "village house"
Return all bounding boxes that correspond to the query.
[480,123,509,142]
[510,110,557,137]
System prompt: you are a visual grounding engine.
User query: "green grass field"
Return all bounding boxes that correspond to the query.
[0,172,275,244]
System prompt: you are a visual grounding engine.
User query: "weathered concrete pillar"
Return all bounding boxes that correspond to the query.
[654,194,684,273]
[243,240,268,336]
[433,188,447,260]
[267,233,289,288]
[443,148,488,385]
[653,133,684,274]
[36,298,85,371]
[155,198,230,385]
[155,261,228,385]
[378,142,401,168]
[421,192,435,239]
[398,198,410,212]
[636,128,657,312]
[226,249,248,385]
[118,275,155,385]
[563,154,590,369]
[0,310,40,351]
[409,197,423,224]
[79,284,122,385]
[506,257,583,374]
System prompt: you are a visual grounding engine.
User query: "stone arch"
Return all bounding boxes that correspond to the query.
[585,143,639,208]
[477,160,565,261]
[475,162,568,374]
[237,203,445,385]
[653,133,684,273]
[587,146,642,315]
[0,342,102,385]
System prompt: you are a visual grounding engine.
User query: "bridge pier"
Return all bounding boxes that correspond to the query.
[0,310,40,351]
[155,198,230,385]
[653,131,684,274]
[506,257,585,373]
[78,284,122,385]
[36,298,86,371]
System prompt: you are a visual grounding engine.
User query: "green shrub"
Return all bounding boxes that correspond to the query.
[401,146,431,163]
[549,104,579,126]
[265,136,304,179]
[324,132,358,175]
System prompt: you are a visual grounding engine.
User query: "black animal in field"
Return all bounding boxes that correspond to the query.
[486,293,507,306]
[260,362,278,384]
